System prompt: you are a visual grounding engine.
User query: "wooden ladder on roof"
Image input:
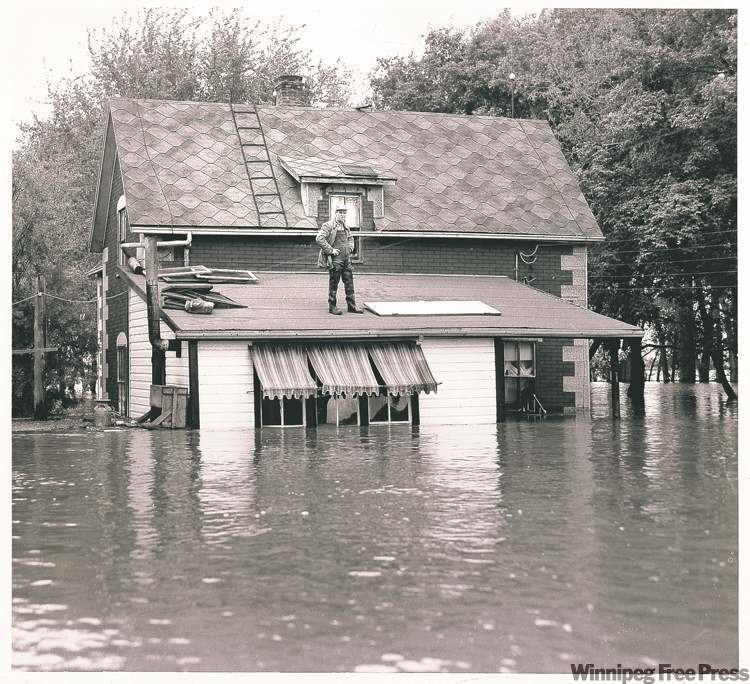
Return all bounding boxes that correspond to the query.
[230,103,288,229]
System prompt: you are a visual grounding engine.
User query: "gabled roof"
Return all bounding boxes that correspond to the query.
[94,97,604,244]
[122,271,641,340]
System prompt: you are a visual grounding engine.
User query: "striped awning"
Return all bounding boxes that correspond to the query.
[307,344,380,397]
[367,342,439,396]
[252,344,317,400]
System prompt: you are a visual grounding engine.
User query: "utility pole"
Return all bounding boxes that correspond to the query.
[509,72,516,118]
[33,275,47,419]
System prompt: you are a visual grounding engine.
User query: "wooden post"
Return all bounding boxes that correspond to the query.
[33,276,48,419]
[188,340,200,429]
[610,340,620,419]
[627,338,645,416]
[494,338,505,422]
[144,236,166,385]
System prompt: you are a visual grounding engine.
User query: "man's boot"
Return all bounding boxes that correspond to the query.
[347,304,364,314]
[329,305,343,315]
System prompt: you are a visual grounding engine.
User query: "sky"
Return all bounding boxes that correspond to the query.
[8,0,532,128]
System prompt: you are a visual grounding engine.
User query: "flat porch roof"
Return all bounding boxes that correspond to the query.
[123,270,643,341]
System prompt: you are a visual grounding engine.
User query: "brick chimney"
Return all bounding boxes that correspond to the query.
[274,75,310,106]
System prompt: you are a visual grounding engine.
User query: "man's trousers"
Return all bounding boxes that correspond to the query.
[328,259,356,308]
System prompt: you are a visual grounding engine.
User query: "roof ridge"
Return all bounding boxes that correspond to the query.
[108,97,550,124]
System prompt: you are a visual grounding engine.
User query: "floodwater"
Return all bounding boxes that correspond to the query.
[12,383,737,672]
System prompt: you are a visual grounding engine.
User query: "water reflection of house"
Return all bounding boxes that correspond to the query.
[88,76,641,429]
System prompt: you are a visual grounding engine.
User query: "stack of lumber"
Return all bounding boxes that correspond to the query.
[158,266,253,314]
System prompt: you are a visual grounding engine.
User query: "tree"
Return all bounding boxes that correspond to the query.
[12,8,352,415]
[370,8,737,399]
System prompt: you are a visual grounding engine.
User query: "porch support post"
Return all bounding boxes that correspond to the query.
[494,338,505,422]
[187,341,200,428]
[607,338,621,419]
[627,337,645,417]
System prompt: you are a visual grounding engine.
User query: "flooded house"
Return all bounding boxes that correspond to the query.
[88,77,642,430]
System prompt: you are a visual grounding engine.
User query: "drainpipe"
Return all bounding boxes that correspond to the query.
[144,236,168,385]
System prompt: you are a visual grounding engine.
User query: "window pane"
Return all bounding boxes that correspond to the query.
[336,397,359,425]
[519,342,534,376]
[504,342,520,376]
[330,195,360,228]
[262,397,282,425]
[316,396,334,425]
[283,397,304,426]
[369,394,389,423]
[389,394,410,422]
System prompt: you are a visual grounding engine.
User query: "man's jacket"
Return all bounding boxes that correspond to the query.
[315,219,355,269]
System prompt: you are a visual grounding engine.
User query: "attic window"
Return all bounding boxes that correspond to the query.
[339,164,377,177]
[116,196,127,266]
[364,301,501,316]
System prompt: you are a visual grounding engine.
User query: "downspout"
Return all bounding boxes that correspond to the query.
[144,236,169,385]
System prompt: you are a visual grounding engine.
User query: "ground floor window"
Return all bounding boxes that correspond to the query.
[316,396,360,426]
[368,392,411,424]
[504,341,536,410]
[116,332,128,416]
[261,396,306,426]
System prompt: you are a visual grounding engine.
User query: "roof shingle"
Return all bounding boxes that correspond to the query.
[109,98,603,239]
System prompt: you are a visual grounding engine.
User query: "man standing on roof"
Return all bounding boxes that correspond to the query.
[316,207,365,315]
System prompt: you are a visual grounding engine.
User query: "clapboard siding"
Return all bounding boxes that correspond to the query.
[128,289,189,419]
[419,338,496,425]
[198,341,255,430]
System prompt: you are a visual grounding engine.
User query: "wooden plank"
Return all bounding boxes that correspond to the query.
[143,410,172,429]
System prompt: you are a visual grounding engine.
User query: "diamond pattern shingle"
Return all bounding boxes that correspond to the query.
[109,98,602,239]
[110,98,258,228]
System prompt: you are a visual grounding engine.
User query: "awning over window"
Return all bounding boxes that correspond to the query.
[307,344,380,397]
[252,344,317,400]
[367,342,439,396]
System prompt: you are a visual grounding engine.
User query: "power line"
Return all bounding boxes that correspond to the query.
[589,241,736,255]
[590,284,737,291]
[589,269,737,279]
[12,290,127,307]
[592,228,736,244]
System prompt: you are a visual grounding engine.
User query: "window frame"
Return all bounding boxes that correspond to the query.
[503,341,537,409]
[316,395,361,426]
[368,392,412,425]
[116,335,128,416]
[329,193,363,263]
[260,395,307,428]
[116,196,128,266]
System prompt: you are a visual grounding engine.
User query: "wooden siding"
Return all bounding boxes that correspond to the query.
[198,341,255,430]
[418,338,496,425]
[128,290,189,419]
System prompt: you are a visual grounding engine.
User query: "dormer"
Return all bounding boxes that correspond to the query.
[278,156,397,226]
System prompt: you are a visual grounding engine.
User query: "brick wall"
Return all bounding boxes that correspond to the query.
[534,338,577,413]
[189,235,575,297]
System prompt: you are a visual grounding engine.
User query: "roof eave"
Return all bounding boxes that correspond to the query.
[174,327,642,341]
[128,225,604,242]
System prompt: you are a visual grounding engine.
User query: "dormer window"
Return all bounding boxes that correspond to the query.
[116,196,127,265]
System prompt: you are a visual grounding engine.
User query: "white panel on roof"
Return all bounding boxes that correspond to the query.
[364,301,501,316]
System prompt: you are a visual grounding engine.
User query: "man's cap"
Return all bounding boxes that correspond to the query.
[334,207,347,213]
